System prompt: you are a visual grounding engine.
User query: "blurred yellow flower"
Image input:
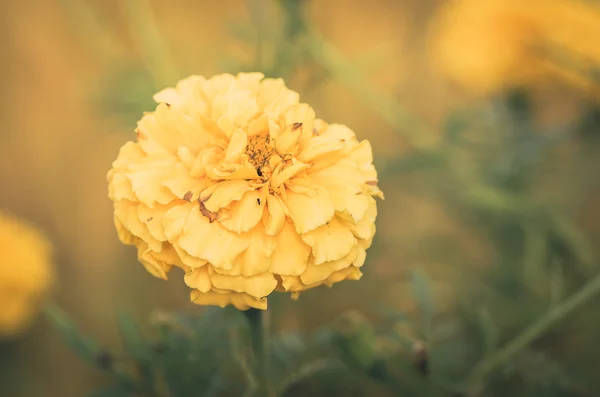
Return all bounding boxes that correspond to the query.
[107,73,383,310]
[0,210,54,337]
[429,0,600,96]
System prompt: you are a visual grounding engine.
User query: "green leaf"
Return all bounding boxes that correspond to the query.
[43,302,100,365]
[477,308,499,357]
[115,310,154,388]
[409,269,434,341]
[115,310,151,362]
[83,385,133,397]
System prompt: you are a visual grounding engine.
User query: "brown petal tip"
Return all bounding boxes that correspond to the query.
[183,191,193,201]
[366,180,379,186]
[291,122,303,131]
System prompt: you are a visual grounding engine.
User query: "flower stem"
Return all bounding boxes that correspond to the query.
[463,270,600,394]
[244,308,274,397]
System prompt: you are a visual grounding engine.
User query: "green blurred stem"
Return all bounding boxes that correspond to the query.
[463,270,600,393]
[244,309,274,397]
[123,0,179,88]
[305,27,434,150]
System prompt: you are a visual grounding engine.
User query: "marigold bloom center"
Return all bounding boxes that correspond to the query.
[246,134,276,180]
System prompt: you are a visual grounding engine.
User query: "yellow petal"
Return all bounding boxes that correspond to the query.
[138,245,172,280]
[264,193,286,236]
[297,136,344,163]
[349,197,378,240]
[321,123,356,141]
[109,173,136,201]
[190,290,267,310]
[184,266,212,293]
[235,224,275,276]
[110,141,146,169]
[219,188,266,233]
[283,103,316,142]
[259,78,300,119]
[173,244,208,268]
[137,203,169,241]
[127,168,175,207]
[247,114,269,137]
[153,87,182,107]
[179,209,249,270]
[301,217,356,264]
[308,158,369,223]
[270,221,310,276]
[275,124,302,154]
[300,246,358,285]
[162,203,195,241]
[162,163,207,199]
[190,290,232,308]
[137,104,216,154]
[285,188,334,234]
[209,270,278,299]
[224,129,248,163]
[354,247,367,268]
[270,161,309,189]
[324,266,363,286]
[114,200,161,252]
[200,180,254,212]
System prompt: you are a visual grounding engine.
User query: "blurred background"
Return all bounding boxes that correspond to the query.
[1,0,600,396]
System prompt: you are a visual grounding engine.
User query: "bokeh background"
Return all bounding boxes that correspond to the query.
[2,0,600,396]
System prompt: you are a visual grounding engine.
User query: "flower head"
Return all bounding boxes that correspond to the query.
[107,72,383,310]
[429,0,600,96]
[0,210,54,337]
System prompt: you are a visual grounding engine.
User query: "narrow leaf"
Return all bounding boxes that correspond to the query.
[44,302,100,364]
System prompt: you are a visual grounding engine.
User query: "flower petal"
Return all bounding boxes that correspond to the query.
[200,180,254,212]
[179,209,250,270]
[270,161,309,189]
[270,221,310,276]
[184,266,212,293]
[263,193,286,236]
[209,270,277,299]
[297,136,344,163]
[300,217,356,264]
[219,188,266,233]
[162,203,195,241]
[234,224,275,276]
[285,188,334,234]
[300,245,358,285]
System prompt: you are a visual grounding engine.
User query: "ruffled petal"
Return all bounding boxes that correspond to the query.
[263,193,287,236]
[300,245,358,285]
[184,266,212,293]
[270,221,310,276]
[209,270,277,299]
[285,188,334,234]
[179,209,250,270]
[219,187,267,233]
[200,180,254,212]
[300,217,356,264]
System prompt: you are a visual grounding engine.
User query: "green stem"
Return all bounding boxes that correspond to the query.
[463,270,600,393]
[244,308,274,397]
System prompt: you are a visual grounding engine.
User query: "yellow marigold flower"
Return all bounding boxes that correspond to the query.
[107,72,383,310]
[0,210,54,337]
[429,0,600,96]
